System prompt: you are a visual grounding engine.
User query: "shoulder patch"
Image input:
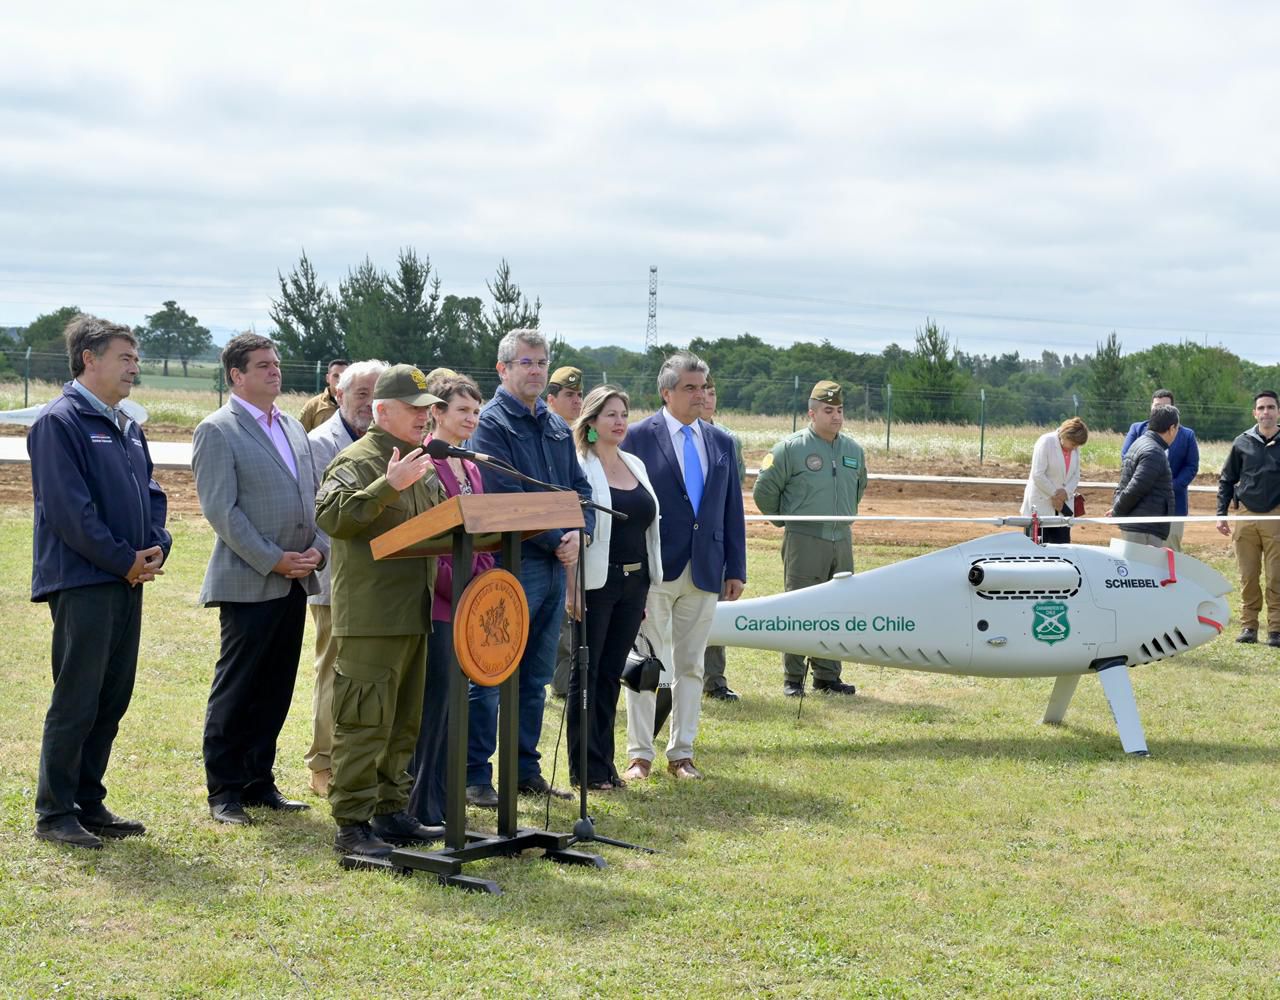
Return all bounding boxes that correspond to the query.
[760,452,774,471]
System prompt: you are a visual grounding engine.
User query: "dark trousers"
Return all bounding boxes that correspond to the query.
[467,555,564,786]
[408,621,452,826]
[203,583,307,805]
[36,582,143,822]
[568,565,649,786]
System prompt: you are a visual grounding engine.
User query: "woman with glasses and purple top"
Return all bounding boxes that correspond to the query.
[407,374,494,827]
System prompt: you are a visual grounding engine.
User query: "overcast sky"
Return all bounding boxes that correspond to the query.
[4,2,1278,362]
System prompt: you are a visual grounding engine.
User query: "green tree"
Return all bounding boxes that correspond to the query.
[19,305,83,381]
[894,318,971,422]
[1085,331,1134,432]
[337,257,389,362]
[485,259,540,340]
[384,248,440,365]
[139,300,210,376]
[1130,341,1250,440]
[271,250,344,378]
[436,294,490,374]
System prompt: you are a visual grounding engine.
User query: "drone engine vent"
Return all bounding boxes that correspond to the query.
[1137,629,1191,663]
[969,556,1081,601]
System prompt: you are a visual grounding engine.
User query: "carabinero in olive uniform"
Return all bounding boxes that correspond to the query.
[753,380,867,696]
[315,364,447,859]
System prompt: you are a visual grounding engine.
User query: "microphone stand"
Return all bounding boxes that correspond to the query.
[471,452,654,855]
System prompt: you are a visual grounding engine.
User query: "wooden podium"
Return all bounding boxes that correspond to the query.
[345,491,605,892]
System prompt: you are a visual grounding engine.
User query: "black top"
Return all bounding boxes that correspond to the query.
[607,484,655,567]
[1218,425,1280,514]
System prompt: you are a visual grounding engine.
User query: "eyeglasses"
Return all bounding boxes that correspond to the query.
[511,358,549,370]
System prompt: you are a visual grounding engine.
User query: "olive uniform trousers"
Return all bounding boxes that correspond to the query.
[782,531,855,684]
[329,633,427,824]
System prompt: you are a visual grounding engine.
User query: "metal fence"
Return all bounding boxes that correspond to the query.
[0,348,1251,449]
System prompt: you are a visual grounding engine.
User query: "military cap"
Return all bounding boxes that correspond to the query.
[548,366,583,392]
[374,364,444,406]
[810,380,843,406]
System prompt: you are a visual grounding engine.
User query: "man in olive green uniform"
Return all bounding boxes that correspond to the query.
[753,380,867,697]
[547,366,586,699]
[299,358,349,432]
[315,364,446,858]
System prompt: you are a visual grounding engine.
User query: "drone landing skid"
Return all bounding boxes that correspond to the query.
[1041,660,1149,756]
[1042,675,1081,726]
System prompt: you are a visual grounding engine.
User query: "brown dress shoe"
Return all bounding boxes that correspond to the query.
[667,758,703,780]
[622,758,651,781]
[309,768,331,797]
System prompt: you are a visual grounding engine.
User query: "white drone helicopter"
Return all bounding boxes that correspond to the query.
[708,511,1240,755]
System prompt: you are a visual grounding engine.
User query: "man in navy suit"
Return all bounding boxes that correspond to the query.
[621,351,747,780]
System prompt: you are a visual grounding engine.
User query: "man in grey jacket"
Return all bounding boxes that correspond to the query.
[193,333,327,826]
[1107,404,1178,546]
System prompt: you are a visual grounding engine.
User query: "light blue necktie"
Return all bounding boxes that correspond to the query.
[681,424,703,514]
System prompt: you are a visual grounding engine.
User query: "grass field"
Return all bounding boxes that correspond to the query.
[2,511,1278,997]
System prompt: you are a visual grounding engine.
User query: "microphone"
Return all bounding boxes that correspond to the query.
[424,438,493,463]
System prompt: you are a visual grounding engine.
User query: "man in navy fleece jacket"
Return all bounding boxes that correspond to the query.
[28,315,171,849]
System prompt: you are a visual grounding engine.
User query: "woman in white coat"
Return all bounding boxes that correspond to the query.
[566,386,663,789]
[1021,416,1089,543]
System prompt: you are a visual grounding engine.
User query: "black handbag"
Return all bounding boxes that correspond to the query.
[621,632,664,693]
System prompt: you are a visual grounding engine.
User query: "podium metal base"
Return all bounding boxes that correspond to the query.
[340,827,605,895]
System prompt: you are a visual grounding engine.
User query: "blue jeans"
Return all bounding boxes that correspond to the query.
[466,554,565,785]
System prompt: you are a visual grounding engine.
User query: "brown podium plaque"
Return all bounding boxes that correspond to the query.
[453,568,529,686]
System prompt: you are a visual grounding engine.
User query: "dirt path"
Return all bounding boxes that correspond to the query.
[0,459,1229,552]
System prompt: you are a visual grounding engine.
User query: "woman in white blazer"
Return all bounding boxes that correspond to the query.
[566,385,663,789]
[1021,416,1089,543]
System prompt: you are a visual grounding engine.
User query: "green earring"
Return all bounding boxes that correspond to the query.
[586,427,599,443]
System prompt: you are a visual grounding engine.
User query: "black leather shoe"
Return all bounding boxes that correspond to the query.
[334,822,392,858]
[705,686,741,702]
[371,811,445,846]
[35,816,103,849]
[466,783,499,808]
[814,679,857,695]
[242,788,310,812]
[518,775,573,800]
[1237,628,1258,644]
[210,802,253,825]
[783,680,805,697]
[79,806,145,839]
[1268,633,1280,648]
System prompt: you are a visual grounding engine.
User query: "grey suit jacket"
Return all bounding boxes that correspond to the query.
[305,411,356,607]
[192,398,327,606]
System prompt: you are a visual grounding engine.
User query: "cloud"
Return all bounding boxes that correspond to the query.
[0,1,1277,361]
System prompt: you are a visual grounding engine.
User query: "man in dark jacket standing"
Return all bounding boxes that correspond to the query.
[1122,389,1199,551]
[466,330,594,806]
[1218,390,1280,646]
[1108,404,1178,546]
[29,315,171,849]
